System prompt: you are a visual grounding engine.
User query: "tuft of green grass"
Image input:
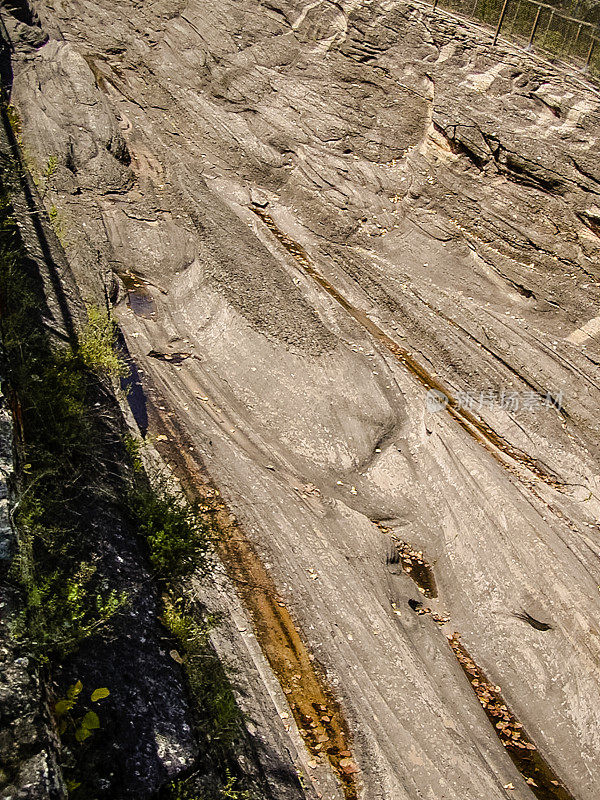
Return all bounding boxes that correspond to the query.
[6,105,23,147]
[79,304,128,378]
[48,203,68,246]
[43,155,58,181]
[162,596,243,755]
[130,479,211,578]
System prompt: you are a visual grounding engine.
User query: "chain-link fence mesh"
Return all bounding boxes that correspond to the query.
[427,0,600,78]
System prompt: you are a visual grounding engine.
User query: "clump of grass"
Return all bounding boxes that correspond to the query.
[124,432,212,578]
[126,461,247,781]
[166,771,253,800]
[43,155,58,182]
[6,105,23,147]
[48,203,68,247]
[162,594,253,799]
[39,154,59,201]
[122,438,250,791]
[161,594,248,786]
[79,304,128,378]
[130,480,211,577]
[5,105,42,182]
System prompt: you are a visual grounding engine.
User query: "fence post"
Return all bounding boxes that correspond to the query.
[527,5,542,50]
[584,35,596,71]
[493,0,510,45]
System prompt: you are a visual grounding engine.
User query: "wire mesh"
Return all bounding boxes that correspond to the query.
[426,0,600,78]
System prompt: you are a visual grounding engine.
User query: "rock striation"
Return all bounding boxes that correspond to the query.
[3,1,600,798]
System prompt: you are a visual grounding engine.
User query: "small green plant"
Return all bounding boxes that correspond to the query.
[5,105,42,182]
[124,434,144,473]
[43,155,58,181]
[12,554,129,659]
[220,774,253,800]
[54,680,110,742]
[129,476,210,578]
[48,203,68,245]
[167,770,253,800]
[78,304,128,378]
[6,105,23,146]
[161,595,243,758]
[40,155,59,197]
[161,595,210,645]
[162,594,252,799]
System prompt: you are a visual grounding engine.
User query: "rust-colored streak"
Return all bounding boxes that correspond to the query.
[251,205,563,491]
[143,393,359,800]
[448,633,575,800]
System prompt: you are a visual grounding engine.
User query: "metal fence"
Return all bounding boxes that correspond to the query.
[427,0,600,79]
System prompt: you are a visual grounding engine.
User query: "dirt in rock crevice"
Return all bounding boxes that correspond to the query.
[447,632,574,800]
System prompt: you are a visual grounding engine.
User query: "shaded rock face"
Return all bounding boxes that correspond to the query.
[54,511,199,799]
[0,389,66,800]
[5,1,600,799]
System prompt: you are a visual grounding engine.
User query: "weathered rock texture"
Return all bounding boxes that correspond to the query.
[0,387,66,800]
[4,0,600,798]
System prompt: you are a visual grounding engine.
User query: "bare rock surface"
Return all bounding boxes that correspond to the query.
[5,0,600,798]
